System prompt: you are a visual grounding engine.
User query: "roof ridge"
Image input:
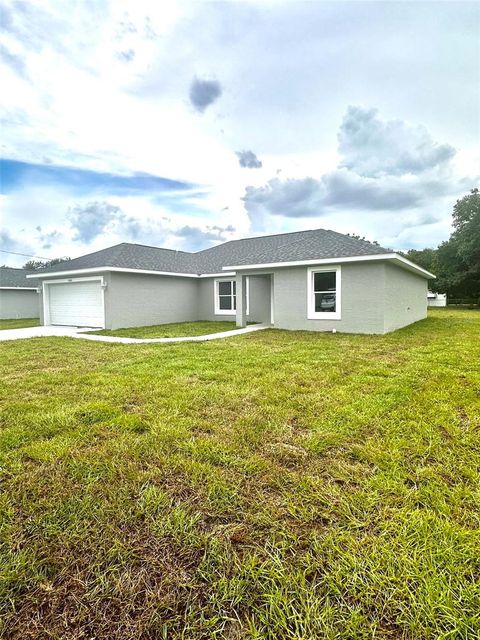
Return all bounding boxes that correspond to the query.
[0,266,36,271]
[193,227,329,255]
[32,243,127,273]
[268,229,329,251]
[120,242,193,255]
[326,229,385,246]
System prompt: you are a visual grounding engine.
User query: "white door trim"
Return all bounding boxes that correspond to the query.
[270,274,274,325]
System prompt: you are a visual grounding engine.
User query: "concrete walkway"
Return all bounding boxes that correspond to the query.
[0,324,269,344]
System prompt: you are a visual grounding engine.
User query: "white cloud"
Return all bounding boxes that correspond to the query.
[338,106,456,177]
[243,105,476,247]
[0,0,478,264]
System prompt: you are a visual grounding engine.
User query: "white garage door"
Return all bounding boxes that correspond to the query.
[47,280,104,327]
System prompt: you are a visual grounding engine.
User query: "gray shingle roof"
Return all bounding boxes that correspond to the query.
[0,267,37,288]
[194,229,391,271]
[31,228,393,277]
[33,244,198,275]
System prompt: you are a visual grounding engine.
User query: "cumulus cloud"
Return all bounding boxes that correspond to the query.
[338,106,456,178]
[244,106,464,230]
[236,150,262,169]
[244,177,325,218]
[68,201,124,243]
[175,224,235,251]
[189,77,222,112]
[243,169,430,223]
[0,229,35,262]
[321,169,424,210]
[66,200,173,247]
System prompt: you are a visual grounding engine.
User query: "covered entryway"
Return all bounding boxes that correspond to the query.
[236,273,274,327]
[44,278,105,328]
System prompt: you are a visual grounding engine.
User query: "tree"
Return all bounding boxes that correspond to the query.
[403,188,479,302]
[437,188,480,300]
[347,233,379,245]
[404,248,439,291]
[23,257,70,270]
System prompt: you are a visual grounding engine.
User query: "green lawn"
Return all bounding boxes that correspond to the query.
[86,320,238,338]
[1,309,479,639]
[0,317,39,330]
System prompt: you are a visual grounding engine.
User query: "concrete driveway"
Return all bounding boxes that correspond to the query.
[0,325,93,341]
[0,324,268,343]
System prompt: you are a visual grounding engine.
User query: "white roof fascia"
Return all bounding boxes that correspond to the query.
[222,253,435,279]
[26,266,200,279]
[0,286,39,290]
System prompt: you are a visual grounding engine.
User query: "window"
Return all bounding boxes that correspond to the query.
[307,266,341,320]
[214,278,251,315]
[215,279,236,314]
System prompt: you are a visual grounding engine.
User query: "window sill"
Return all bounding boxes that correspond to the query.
[214,309,236,315]
[307,313,341,321]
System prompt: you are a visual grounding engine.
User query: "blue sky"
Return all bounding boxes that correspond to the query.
[0,159,194,195]
[0,0,478,266]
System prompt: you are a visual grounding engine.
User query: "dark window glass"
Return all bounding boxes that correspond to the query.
[315,292,336,313]
[219,296,232,310]
[218,281,232,295]
[314,271,336,292]
[232,281,236,294]
[232,295,236,310]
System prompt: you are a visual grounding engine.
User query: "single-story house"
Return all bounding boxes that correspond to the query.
[427,291,447,307]
[27,228,435,334]
[0,267,39,320]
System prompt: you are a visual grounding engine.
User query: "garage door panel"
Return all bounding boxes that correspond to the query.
[48,280,104,327]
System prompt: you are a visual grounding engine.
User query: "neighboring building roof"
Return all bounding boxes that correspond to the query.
[27,228,395,277]
[0,267,37,288]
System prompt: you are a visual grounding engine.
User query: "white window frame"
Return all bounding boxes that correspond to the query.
[214,278,236,315]
[214,278,249,316]
[42,276,106,328]
[307,266,341,320]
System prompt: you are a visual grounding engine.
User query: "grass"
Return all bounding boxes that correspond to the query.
[86,320,239,338]
[0,317,39,330]
[0,309,479,639]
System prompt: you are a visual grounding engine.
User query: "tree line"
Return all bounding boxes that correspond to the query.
[404,188,479,303]
[23,257,70,270]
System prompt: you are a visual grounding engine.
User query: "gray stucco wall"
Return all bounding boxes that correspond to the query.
[255,261,427,334]
[263,262,386,334]
[197,278,236,322]
[198,275,272,323]
[37,271,203,329]
[33,261,427,334]
[106,272,199,329]
[383,262,427,332]
[0,289,39,319]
